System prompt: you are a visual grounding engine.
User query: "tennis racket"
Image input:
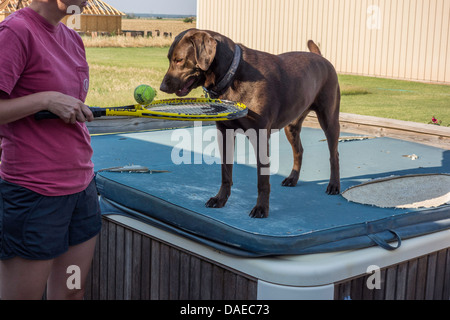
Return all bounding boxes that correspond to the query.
[34,98,248,122]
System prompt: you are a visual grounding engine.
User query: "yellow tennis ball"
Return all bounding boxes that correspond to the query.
[134,85,157,104]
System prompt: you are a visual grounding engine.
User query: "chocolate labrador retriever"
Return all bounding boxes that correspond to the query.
[160,29,341,218]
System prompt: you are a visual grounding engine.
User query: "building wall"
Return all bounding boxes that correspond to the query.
[197,0,450,84]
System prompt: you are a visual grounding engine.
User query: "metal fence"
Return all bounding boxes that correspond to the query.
[197,0,450,84]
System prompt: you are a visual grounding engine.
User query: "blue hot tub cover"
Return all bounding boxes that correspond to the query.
[92,126,450,257]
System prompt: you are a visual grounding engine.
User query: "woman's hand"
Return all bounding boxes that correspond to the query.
[44,92,94,124]
[0,91,93,125]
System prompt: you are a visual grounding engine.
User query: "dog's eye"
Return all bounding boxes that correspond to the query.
[174,58,184,64]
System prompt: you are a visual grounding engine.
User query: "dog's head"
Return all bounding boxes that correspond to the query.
[160,29,217,97]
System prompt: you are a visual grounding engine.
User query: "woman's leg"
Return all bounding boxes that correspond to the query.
[0,257,53,300]
[46,235,98,300]
[0,235,98,300]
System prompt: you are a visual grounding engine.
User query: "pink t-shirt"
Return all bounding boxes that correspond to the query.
[0,8,94,196]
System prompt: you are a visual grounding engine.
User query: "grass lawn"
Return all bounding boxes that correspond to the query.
[85,47,450,126]
[338,74,450,126]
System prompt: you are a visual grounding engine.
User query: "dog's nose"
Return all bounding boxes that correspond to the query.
[160,76,175,93]
[160,81,169,93]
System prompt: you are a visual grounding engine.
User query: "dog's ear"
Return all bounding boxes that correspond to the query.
[189,31,217,71]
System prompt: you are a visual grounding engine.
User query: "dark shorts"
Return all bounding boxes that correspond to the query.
[0,178,101,261]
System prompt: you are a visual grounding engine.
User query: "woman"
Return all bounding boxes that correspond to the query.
[0,0,101,300]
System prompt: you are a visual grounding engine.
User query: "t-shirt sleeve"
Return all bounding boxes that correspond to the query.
[0,26,27,95]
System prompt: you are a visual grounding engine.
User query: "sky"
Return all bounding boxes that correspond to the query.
[104,0,197,15]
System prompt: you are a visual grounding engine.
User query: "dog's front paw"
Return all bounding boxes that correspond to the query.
[205,196,227,208]
[249,205,269,219]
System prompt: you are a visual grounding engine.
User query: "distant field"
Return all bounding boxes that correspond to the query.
[82,19,194,48]
[85,47,450,126]
[122,19,195,36]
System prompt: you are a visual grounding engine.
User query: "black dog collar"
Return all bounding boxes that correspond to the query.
[203,44,242,99]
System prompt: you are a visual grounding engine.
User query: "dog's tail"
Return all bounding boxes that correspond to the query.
[307,40,322,56]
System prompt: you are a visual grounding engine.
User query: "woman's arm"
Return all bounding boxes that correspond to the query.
[0,91,94,125]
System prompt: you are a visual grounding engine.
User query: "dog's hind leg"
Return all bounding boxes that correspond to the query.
[282,111,310,187]
[249,129,272,218]
[315,88,341,195]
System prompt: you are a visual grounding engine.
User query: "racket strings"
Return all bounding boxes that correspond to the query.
[147,102,240,115]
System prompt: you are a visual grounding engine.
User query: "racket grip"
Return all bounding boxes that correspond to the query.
[34,111,59,120]
[90,107,106,118]
[34,107,105,120]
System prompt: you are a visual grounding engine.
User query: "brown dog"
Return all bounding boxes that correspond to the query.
[160,29,341,218]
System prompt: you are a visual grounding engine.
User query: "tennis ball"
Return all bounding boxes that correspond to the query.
[134,85,157,105]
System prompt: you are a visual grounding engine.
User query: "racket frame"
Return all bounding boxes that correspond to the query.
[35,98,248,122]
